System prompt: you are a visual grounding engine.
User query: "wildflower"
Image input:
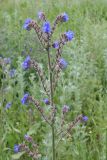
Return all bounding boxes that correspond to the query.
[24,134,32,142]
[52,41,59,49]
[21,94,29,105]
[22,56,31,69]
[4,58,11,64]
[61,13,69,22]
[14,144,20,153]
[65,30,74,41]
[23,18,32,31]
[62,105,69,113]
[9,69,16,78]
[58,58,68,69]
[42,21,51,33]
[29,48,32,52]
[43,98,50,105]
[82,116,88,122]
[38,11,45,20]
[5,102,12,109]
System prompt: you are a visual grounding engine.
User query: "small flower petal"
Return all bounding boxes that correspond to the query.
[58,58,68,69]
[42,21,51,33]
[23,18,32,31]
[65,30,74,41]
[22,56,31,70]
[21,94,29,105]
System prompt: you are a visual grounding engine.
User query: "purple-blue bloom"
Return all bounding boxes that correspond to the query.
[14,144,20,153]
[42,21,51,33]
[82,116,88,122]
[59,58,68,69]
[62,105,69,113]
[9,69,16,78]
[38,11,44,20]
[23,18,32,31]
[65,30,74,41]
[24,134,32,141]
[4,58,11,64]
[62,13,69,22]
[43,98,50,105]
[52,41,59,49]
[5,102,12,109]
[22,56,31,69]
[21,94,29,105]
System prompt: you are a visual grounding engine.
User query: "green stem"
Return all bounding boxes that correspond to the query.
[47,34,55,160]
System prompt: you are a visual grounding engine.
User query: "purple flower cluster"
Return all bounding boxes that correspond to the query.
[62,105,69,113]
[42,21,51,33]
[22,56,31,69]
[65,31,74,41]
[38,11,45,20]
[5,102,12,110]
[14,144,20,153]
[21,94,29,105]
[58,58,68,69]
[43,98,50,105]
[23,18,32,31]
[61,13,69,22]
[52,41,59,49]
[4,58,11,64]
[24,134,32,142]
[82,116,88,122]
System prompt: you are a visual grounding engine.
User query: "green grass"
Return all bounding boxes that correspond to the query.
[0,0,107,159]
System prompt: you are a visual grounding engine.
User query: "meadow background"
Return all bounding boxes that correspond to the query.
[0,0,107,159]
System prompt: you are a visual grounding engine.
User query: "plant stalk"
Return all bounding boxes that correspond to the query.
[47,34,55,160]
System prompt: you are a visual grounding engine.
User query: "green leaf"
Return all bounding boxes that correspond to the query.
[11,151,25,160]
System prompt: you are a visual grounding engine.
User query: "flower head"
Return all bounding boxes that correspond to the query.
[23,18,32,31]
[4,58,11,64]
[52,41,59,49]
[24,134,32,142]
[21,94,29,105]
[14,144,20,153]
[65,30,74,41]
[42,21,51,33]
[38,11,45,20]
[5,102,12,110]
[82,116,88,122]
[62,105,69,113]
[43,98,50,105]
[22,56,31,70]
[61,13,69,22]
[58,58,68,69]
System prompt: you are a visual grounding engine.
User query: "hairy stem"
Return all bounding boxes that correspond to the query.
[47,34,55,160]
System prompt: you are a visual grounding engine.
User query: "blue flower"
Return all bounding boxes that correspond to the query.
[43,98,50,105]
[42,21,51,33]
[4,58,11,64]
[65,30,74,41]
[38,11,44,20]
[52,41,59,49]
[59,58,68,69]
[62,13,69,22]
[21,94,29,105]
[14,144,20,153]
[9,69,16,78]
[82,116,88,122]
[24,134,32,141]
[23,18,32,31]
[5,102,12,109]
[22,56,31,69]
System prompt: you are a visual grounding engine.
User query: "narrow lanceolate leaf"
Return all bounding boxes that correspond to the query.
[11,151,25,160]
